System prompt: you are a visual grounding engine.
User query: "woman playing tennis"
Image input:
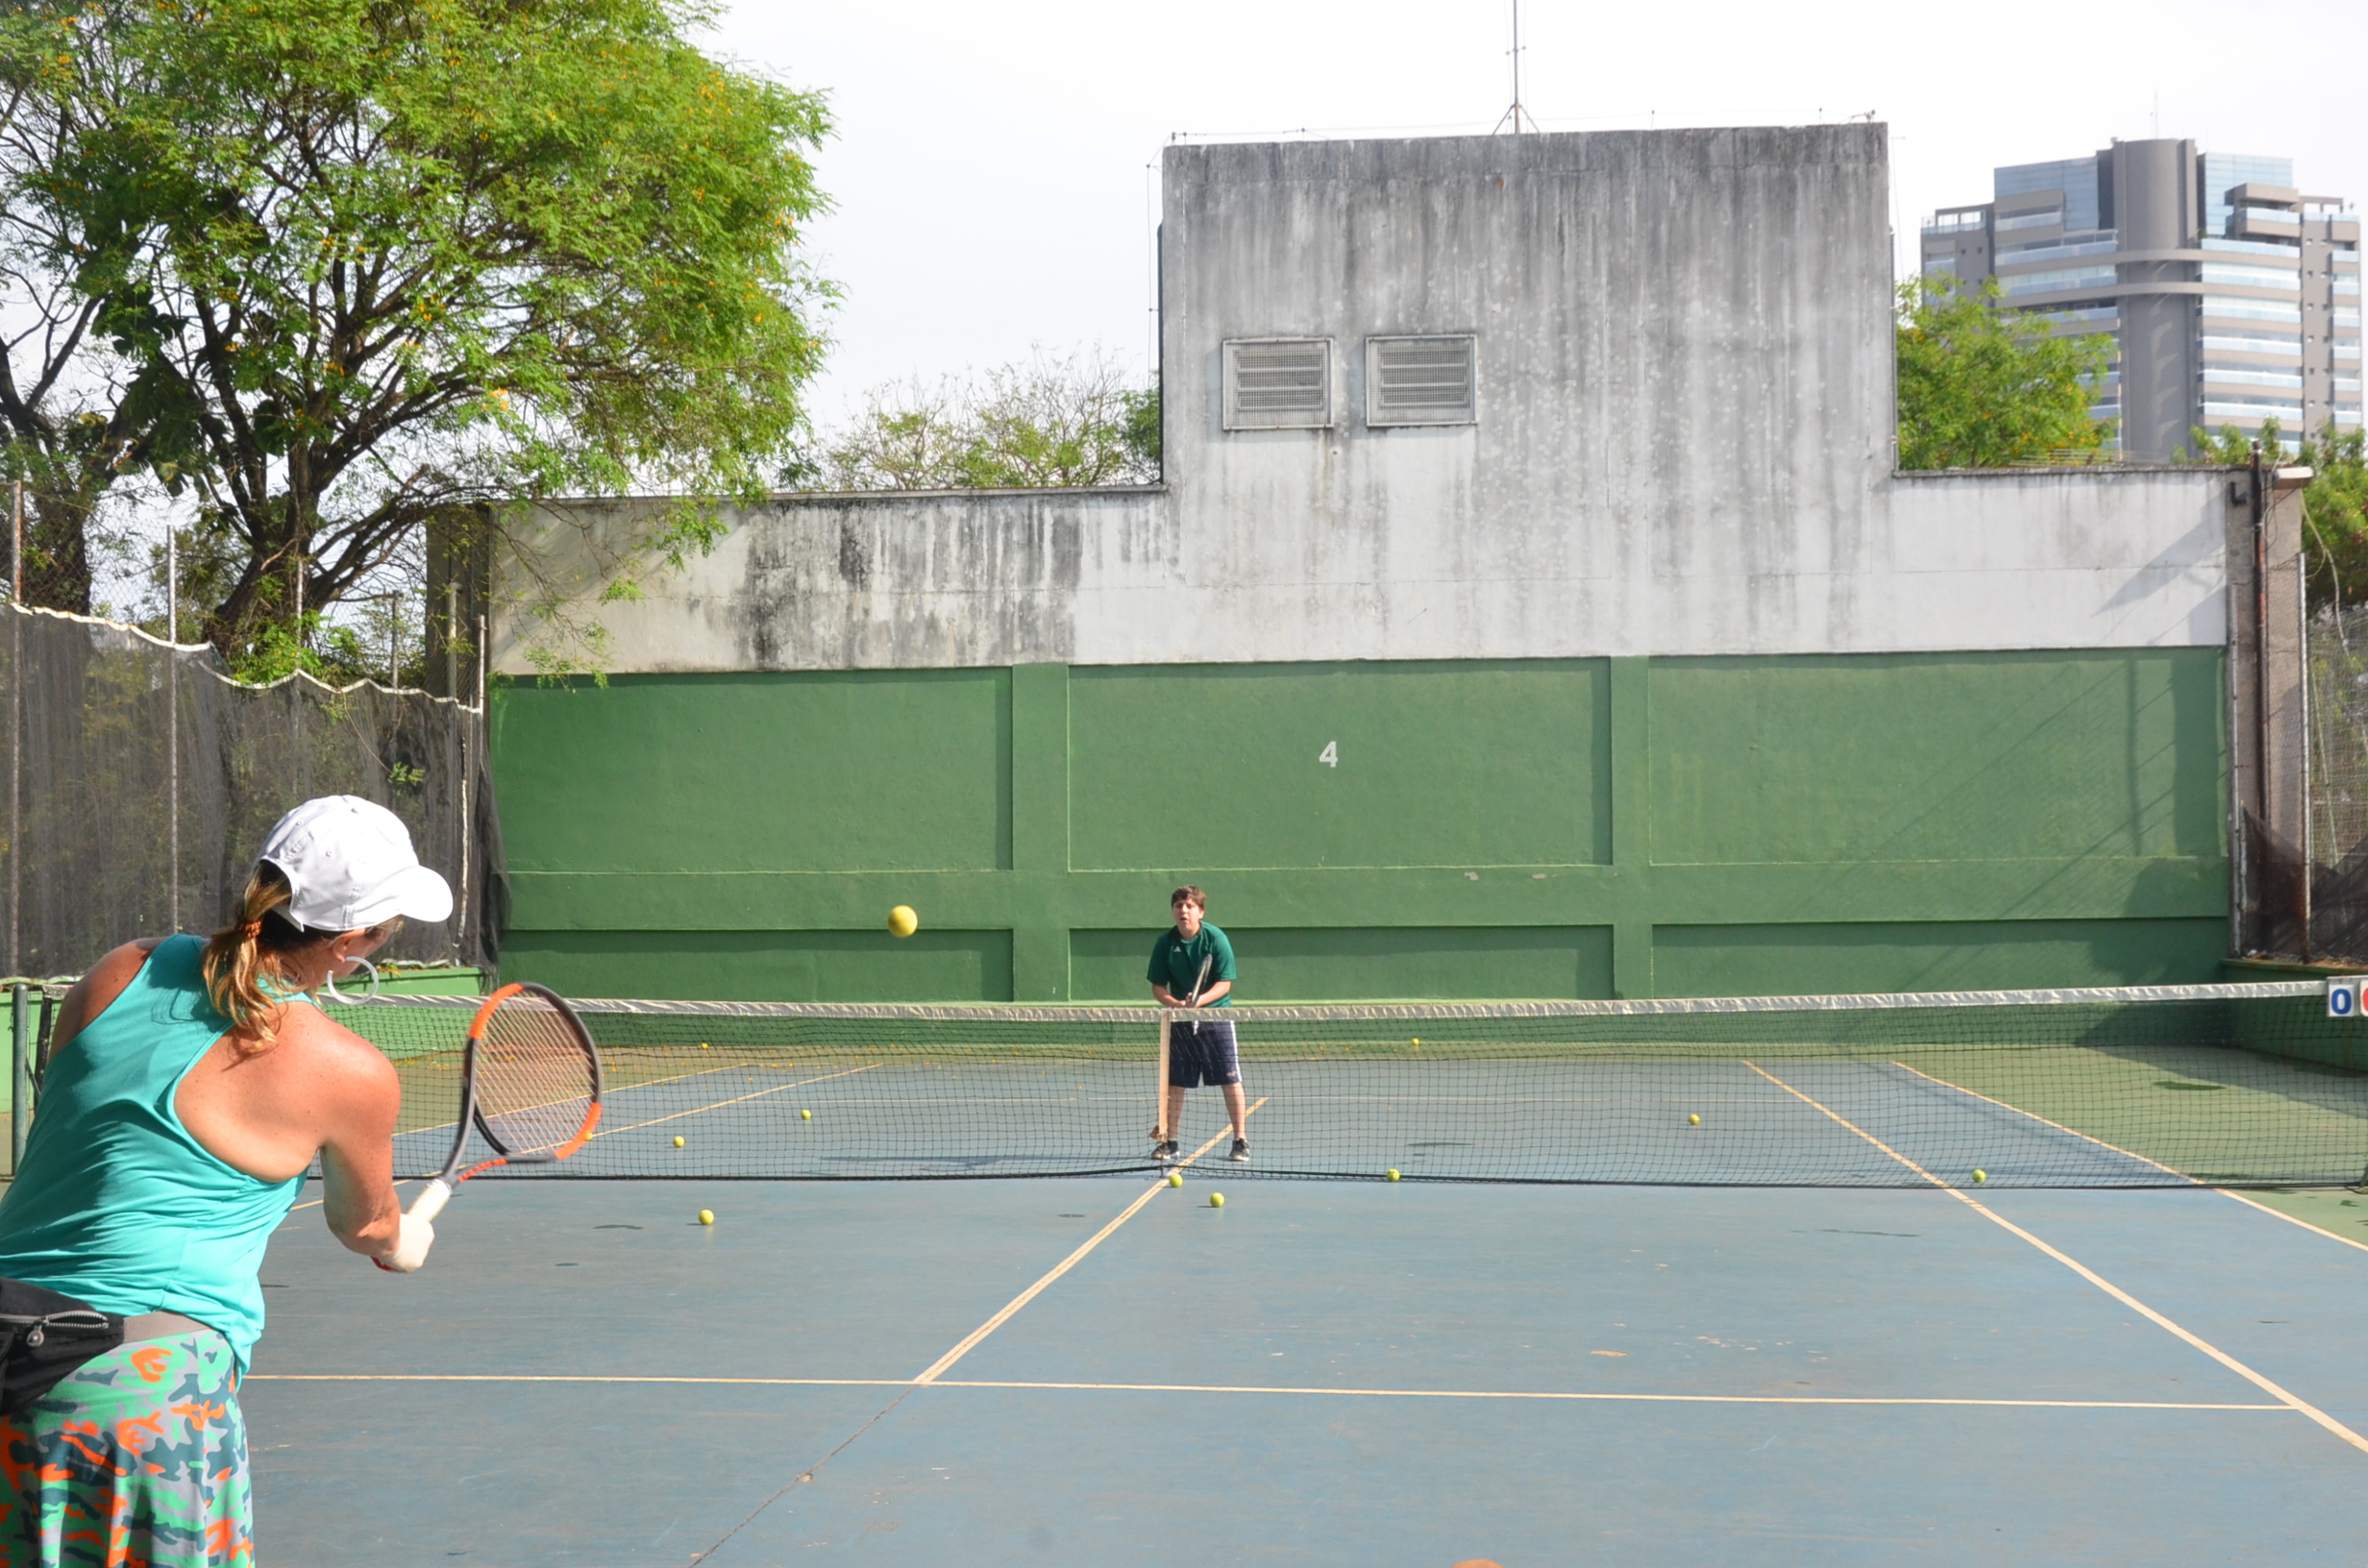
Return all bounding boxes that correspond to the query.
[0,796,449,1566]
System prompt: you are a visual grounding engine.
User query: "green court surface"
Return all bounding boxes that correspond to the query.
[243,1159,2368,1564]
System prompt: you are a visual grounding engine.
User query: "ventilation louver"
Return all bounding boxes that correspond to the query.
[1223,338,1332,429]
[1367,335,1478,426]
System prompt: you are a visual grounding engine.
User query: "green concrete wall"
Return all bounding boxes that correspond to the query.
[491,650,2229,1001]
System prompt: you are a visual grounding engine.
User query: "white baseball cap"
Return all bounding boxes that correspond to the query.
[259,796,455,932]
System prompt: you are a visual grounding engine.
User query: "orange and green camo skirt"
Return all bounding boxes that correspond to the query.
[0,1331,251,1567]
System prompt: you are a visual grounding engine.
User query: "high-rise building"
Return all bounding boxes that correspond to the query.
[1921,140,2360,460]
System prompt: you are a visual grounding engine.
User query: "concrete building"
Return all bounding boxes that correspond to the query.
[482,124,2287,1004]
[1922,141,2362,460]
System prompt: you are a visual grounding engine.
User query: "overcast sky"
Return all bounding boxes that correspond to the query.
[705,0,2368,432]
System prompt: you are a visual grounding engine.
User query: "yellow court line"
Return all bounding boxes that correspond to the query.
[909,1098,1268,1386]
[1743,1061,2368,1458]
[1885,1061,2194,1180]
[234,1372,2281,1410]
[1889,1061,2368,1258]
[2214,1188,2368,1257]
[287,1065,880,1213]
[585,1063,879,1140]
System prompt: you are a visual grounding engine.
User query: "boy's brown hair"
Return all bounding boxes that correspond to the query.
[1171,885,1206,912]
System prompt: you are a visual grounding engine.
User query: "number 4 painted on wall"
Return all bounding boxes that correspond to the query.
[1319,741,1339,768]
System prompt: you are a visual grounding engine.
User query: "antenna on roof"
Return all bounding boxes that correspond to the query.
[1492,0,1536,135]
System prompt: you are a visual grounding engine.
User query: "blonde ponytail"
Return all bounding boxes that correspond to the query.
[202,867,308,1043]
[201,866,404,1048]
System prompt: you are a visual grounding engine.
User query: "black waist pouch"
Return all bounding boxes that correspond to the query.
[0,1278,124,1417]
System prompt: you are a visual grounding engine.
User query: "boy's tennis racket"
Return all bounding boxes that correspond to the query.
[1153,955,1216,1146]
[407,982,604,1225]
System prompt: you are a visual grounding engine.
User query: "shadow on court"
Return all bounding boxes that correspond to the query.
[243,1177,2368,1565]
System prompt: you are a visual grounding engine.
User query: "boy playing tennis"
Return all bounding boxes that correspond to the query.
[1148,886,1248,1164]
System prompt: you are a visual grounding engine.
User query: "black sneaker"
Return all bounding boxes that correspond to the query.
[1229,1139,1251,1163]
[1156,1139,1180,1163]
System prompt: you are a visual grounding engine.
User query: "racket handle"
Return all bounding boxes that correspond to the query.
[408,1178,453,1224]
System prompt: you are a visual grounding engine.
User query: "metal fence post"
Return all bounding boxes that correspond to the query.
[10,981,28,1172]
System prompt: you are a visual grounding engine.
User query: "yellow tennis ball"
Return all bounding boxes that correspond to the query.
[1209,1192,1224,1208]
[1973,1169,1987,1184]
[701,1042,710,1050]
[698,1210,714,1225]
[801,1108,812,1119]
[1386,1168,1400,1182]
[1689,1114,1700,1126]
[673,1136,685,1147]
[888,905,919,938]
[1167,1171,1182,1188]
[1411,1037,1420,1047]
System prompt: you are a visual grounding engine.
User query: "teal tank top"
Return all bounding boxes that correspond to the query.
[0,934,307,1368]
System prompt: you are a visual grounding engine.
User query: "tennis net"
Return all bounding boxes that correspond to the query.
[323,981,2368,1188]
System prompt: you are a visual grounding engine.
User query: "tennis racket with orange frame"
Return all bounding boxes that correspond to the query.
[404,982,604,1227]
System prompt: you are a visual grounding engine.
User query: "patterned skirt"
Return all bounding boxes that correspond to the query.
[0,1330,250,1566]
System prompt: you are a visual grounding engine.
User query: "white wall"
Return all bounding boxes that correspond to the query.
[494,126,2237,675]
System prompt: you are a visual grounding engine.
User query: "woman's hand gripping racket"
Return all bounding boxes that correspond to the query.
[377,983,604,1272]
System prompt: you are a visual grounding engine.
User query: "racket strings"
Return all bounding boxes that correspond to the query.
[472,999,598,1158]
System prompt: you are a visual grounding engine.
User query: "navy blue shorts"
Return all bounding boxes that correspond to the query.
[1166,1018,1241,1088]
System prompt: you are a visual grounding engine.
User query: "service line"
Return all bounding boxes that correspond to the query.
[1744,1061,2368,1458]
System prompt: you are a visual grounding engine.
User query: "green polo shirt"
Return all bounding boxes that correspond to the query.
[1148,922,1236,1005]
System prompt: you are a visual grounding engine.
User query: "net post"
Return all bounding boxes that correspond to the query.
[1154,1006,1171,1139]
[9,981,27,1173]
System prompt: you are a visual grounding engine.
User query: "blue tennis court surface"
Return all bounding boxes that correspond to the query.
[245,1156,2368,1564]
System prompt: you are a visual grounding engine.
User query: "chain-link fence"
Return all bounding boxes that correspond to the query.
[2303,602,2368,961]
[0,601,504,981]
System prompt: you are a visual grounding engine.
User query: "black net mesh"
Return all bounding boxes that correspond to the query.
[327,983,2368,1188]
[2306,601,2368,961]
[0,602,501,976]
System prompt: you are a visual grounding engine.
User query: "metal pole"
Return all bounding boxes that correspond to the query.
[2228,575,2246,958]
[10,480,20,980]
[166,526,179,932]
[388,592,399,688]
[444,581,457,698]
[2252,448,2271,954]
[2299,551,2313,959]
[10,982,28,1173]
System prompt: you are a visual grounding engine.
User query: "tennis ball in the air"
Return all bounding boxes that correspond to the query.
[701,1042,710,1050]
[674,1136,685,1148]
[1209,1192,1224,1208]
[1973,1169,1987,1184]
[1386,1168,1400,1182]
[1167,1171,1183,1188]
[698,1210,714,1225]
[888,904,920,938]
[1689,1114,1701,1126]
[801,1108,812,1120]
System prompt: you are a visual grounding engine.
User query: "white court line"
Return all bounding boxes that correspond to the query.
[908,1102,1265,1386]
[2214,1188,2368,1257]
[234,1373,2282,1411]
[1890,1059,2368,1257]
[1744,1061,2368,1458]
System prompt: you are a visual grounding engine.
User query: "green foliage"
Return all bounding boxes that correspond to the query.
[1894,278,2116,469]
[0,0,832,660]
[2189,419,2368,608]
[814,350,1157,491]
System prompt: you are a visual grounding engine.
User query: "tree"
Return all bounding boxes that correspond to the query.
[1894,278,2115,470]
[813,349,1157,491]
[0,0,832,669]
[2190,419,2368,609]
